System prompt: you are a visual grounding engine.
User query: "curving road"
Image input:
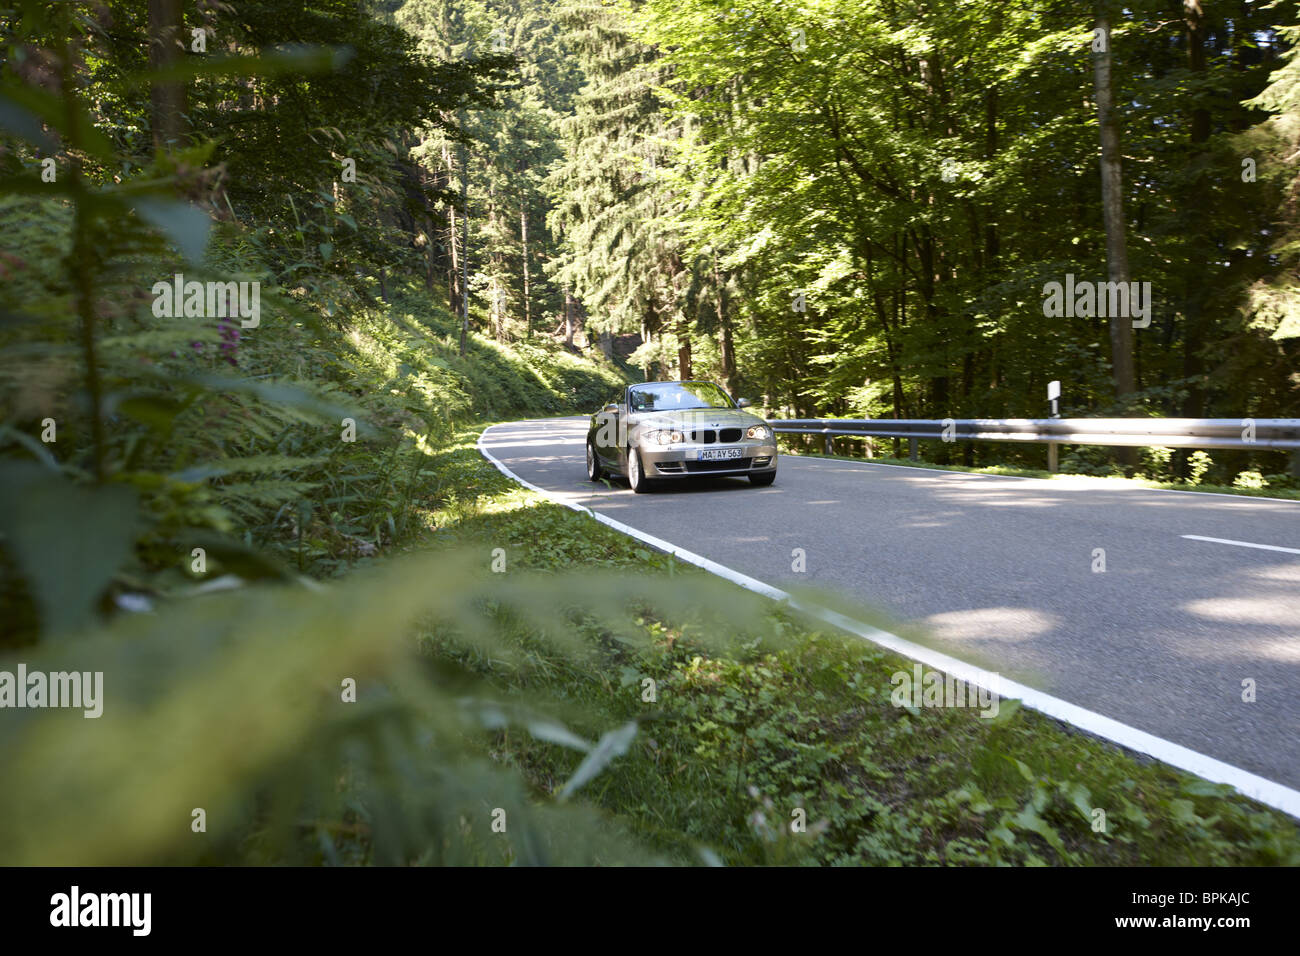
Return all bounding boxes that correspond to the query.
[482,417,1300,797]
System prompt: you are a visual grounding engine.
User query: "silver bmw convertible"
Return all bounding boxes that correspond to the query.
[586,380,778,492]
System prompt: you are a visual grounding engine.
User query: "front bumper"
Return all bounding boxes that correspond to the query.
[638,440,778,477]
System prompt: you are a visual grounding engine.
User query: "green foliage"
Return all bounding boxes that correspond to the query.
[409,439,1300,867]
[0,462,138,637]
[1263,472,1300,490]
[1139,445,1175,483]
[546,0,684,343]
[3,0,1298,870]
[546,0,1300,461]
[0,542,785,865]
[1061,445,1129,479]
[1187,450,1214,486]
[1233,469,1268,489]
[778,442,1300,501]
[0,2,624,642]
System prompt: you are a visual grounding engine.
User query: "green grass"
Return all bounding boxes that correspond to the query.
[401,423,1300,865]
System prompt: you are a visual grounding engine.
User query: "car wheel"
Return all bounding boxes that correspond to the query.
[627,447,654,493]
[749,471,776,487]
[586,440,603,481]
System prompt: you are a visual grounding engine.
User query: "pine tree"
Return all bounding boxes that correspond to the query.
[546,0,690,375]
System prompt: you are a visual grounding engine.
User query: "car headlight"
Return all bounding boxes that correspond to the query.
[649,429,684,445]
[746,424,772,440]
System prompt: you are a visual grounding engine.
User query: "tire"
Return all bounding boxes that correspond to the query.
[749,470,776,487]
[586,440,603,481]
[627,447,655,493]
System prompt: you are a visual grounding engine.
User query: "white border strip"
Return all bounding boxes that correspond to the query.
[1182,534,1300,556]
[479,424,1300,820]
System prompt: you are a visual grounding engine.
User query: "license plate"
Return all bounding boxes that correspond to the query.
[698,447,742,461]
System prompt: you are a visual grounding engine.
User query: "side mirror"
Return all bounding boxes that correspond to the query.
[736,398,752,408]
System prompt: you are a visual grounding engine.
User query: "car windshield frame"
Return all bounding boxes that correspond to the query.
[627,381,736,413]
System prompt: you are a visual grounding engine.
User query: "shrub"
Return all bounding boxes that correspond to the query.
[1233,470,1269,490]
[1186,450,1213,486]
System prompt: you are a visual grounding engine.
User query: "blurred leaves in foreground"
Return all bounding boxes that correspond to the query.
[0,546,778,865]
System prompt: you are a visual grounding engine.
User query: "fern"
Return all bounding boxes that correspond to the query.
[0,549,774,865]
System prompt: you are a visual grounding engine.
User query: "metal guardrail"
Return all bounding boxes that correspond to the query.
[769,417,1300,470]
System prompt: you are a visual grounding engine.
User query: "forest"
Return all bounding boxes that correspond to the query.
[1,0,1299,868]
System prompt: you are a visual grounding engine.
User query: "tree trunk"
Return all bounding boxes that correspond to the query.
[643,300,658,379]
[712,251,735,392]
[984,83,1000,269]
[520,207,532,340]
[424,214,436,292]
[447,201,460,315]
[443,138,461,316]
[564,289,576,347]
[1172,1,1212,477]
[148,0,185,154]
[1181,0,1210,416]
[458,133,469,357]
[677,314,692,381]
[1094,5,1137,402]
[487,179,501,341]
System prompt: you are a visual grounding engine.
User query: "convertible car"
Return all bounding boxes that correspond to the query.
[586,380,778,492]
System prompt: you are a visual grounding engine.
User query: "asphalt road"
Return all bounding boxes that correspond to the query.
[482,417,1300,792]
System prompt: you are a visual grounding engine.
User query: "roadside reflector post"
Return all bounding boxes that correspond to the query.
[1047,380,1061,473]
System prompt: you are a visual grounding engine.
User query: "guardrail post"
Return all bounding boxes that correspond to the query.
[908,437,918,461]
[823,431,833,456]
[1047,442,1059,473]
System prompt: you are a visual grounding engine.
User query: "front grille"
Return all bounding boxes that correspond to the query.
[719,427,743,443]
[688,429,717,444]
[684,458,752,473]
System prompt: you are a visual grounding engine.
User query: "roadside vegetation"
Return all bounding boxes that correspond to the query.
[777,436,1300,502]
[9,421,1296,866]
[3,1,1299,868]
[394,430,1300,866]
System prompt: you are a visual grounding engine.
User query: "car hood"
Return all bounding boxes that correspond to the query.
[633,407,767,429]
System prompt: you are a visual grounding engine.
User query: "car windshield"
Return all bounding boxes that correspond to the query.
[629,381,735,412]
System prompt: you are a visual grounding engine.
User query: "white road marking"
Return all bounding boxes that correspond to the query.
[480,421,1300,820]
[1182,534,1300,556]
